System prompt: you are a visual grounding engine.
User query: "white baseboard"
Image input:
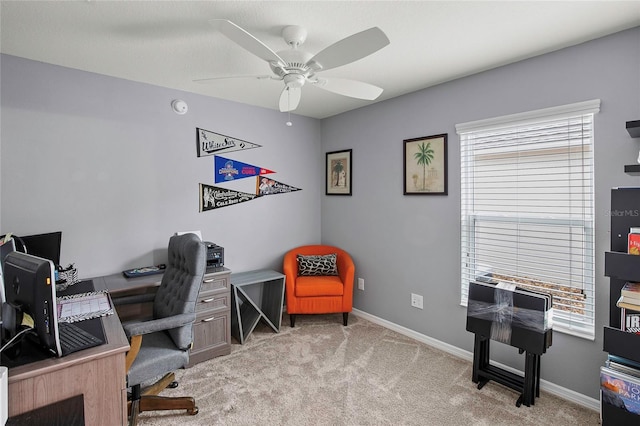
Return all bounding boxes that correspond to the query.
[351,308,600,412]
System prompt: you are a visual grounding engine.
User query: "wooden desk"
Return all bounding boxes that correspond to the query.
[99,272,162,294]
[6,279,130,425]
[7,394,84,426]
[102,268,232,365]
[98,273,163,321]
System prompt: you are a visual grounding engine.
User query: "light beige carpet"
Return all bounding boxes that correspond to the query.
[138,314,599,425]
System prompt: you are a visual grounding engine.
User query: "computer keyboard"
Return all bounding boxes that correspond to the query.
[58,322,103,356]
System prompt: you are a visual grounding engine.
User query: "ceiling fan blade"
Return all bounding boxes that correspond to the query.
[193,75,275,83]
[210,19,285,65]
[307,27,389,72]
[279,86,302,112]
[314,78,383,100]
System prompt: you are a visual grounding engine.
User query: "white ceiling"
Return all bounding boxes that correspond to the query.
[1,1,639,119]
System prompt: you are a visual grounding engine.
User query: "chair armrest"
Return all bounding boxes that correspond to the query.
[337,253,355,288]
[112,293,155,306]
[283,251,298,279]
[122,313,195,338]
[283,251,299,311]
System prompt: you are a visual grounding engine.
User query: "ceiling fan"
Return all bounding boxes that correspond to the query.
[196,19,390,112]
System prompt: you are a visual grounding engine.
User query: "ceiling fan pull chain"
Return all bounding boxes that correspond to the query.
[286,88,293,126]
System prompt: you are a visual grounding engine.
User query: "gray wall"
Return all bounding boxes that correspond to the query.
[0,55,322,278]
[2,27,639,402]
[321,26,640,399]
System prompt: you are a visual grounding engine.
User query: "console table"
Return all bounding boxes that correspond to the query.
[230,269,286,344]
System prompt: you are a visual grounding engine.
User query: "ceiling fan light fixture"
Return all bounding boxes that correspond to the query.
[283,74,306,89]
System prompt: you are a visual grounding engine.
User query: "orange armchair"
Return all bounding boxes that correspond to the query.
[283,245,355,327]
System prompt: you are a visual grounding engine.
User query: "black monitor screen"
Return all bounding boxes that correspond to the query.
[0,238,16,269]
[0,238,17,303]
[2,251,61,357]
[20,232,62,266]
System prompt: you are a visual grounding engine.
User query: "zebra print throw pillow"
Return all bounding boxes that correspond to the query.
[297,254,339,276]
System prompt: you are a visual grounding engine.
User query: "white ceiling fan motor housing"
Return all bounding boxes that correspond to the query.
[282,25,307,48]
[271,25,315,83]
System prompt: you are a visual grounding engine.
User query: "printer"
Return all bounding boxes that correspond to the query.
[204,242,224,270]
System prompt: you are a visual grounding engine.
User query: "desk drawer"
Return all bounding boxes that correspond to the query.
[196,292,229,313]
[201,274,229,293]
[189,308,231,365]
[187,269,231,367]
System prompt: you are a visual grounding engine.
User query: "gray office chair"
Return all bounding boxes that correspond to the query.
[115,233,206,426]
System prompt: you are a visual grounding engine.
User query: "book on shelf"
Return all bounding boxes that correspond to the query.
[629,228,640,255]
[606,358,640,379]
[622,282,640,300]
[617,295,640,311]
[621,308,640,335]
[601,366,640,415]
[609,354,640,371]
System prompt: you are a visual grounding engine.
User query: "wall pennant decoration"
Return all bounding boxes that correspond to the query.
[256,177,302,196]
[214,155,275,183]
[197,127,262,157]
[200,183,257,211]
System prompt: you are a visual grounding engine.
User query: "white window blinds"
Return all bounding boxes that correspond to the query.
[457,100,600,340]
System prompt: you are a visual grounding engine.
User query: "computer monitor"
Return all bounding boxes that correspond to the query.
[1,251,61,357]
[20,232,62,266]
[0,239,17,303]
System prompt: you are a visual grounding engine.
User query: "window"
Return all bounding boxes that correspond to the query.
[457,100,599,340]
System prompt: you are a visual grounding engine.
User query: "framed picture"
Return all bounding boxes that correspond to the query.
[403,134,448,195]
[326,149,352,195]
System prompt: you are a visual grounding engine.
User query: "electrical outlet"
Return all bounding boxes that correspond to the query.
[411,293,423,309]
[357,278,365,290]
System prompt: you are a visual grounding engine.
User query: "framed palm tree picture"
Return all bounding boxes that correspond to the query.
[326,149,352,195]
[403,134,448,195]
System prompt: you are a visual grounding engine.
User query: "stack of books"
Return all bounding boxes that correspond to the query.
[601,355,640,416]
[617,282,640,334]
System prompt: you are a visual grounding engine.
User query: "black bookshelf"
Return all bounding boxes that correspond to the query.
[602,187,640,425]
[625,121,640,174]
[627,120,640,138]
[624,164,640,174]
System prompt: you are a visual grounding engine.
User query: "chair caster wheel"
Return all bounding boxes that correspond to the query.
[188,406,199,415]
[168,381,179,389]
